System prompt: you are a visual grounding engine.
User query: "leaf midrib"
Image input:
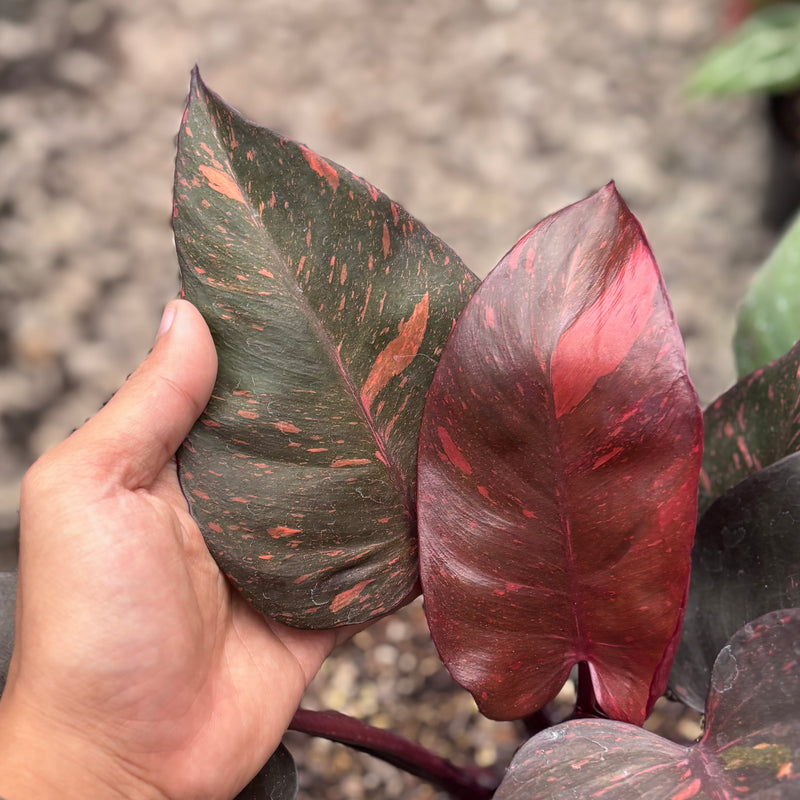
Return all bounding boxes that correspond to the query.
[194,86,412,519]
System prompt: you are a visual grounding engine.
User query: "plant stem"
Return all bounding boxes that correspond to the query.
[575,661,597,717]
[289,708,501,800]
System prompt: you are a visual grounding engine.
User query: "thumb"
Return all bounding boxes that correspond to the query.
[68,299,218,489]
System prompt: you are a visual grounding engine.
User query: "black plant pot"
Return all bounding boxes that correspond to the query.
[764,90,800,229]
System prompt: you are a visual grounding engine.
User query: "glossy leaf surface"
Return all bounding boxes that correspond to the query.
[734,210,800,377]
[690,5,800,95]
[671,451,800,710]
[495,609,800,799]
[234,744,297,800]
[174,69,478,627]
[418,184,702,723]
[698,340,800,520]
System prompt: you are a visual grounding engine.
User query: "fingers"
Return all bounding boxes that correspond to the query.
[64,299,218,490]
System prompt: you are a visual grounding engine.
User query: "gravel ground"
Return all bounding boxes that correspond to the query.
[0,0,777,797]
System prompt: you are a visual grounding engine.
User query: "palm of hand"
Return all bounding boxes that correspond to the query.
[1,301,340,800]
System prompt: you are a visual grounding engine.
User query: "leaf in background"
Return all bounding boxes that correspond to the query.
[670,451,800,710]
[734,210,800,377]
[234,744,297,800]
[173,69,478,628]
[698,340,800,520]
[418,184,702,724]
[494,608,800,799]
[0,570,16,695]
[689,4,800,96]
[723,1,786,32]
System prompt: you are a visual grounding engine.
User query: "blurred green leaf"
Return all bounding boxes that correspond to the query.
[690,4,800,95]
[734,210,800,377]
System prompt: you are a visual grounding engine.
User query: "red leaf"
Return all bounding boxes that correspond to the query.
[418,184,703,723]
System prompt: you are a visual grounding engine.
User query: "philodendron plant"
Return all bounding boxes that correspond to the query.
[167,69,800,798]
[5,65,797,799]
[169,68,800,799]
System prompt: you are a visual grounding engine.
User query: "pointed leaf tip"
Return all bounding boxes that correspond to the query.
[418,186,701,723]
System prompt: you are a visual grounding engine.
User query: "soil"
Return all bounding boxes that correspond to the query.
[0,0,781,797]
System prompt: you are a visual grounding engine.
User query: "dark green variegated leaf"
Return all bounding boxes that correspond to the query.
[495,609,800,799]
[234,744,297,800]
[418,184,702,724]
[173,69,478,628]
[671,451,800,710]
[734,210,800,377]
[0,570,16,695]
[698,340,800,519]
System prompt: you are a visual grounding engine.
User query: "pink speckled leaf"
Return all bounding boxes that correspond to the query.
[669,341,800,708]
[173,69,478,628]
[418,185,703,723]
[494,609,800,799]
[696,339,800,520]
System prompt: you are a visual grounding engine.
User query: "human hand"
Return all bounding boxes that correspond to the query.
[0,299,345,800]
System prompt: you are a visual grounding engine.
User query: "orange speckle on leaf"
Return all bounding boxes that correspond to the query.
[274,421,301,434]
[361,293,429,407]
[268,526,303,538]
[298,144,339,191]
[671,779,701,800]
[330,579,374,612]
[382,221,391,258]
[237,410,259,420]
[358,284,372,323]
[198,164,246,204]
[331,458,371,468]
